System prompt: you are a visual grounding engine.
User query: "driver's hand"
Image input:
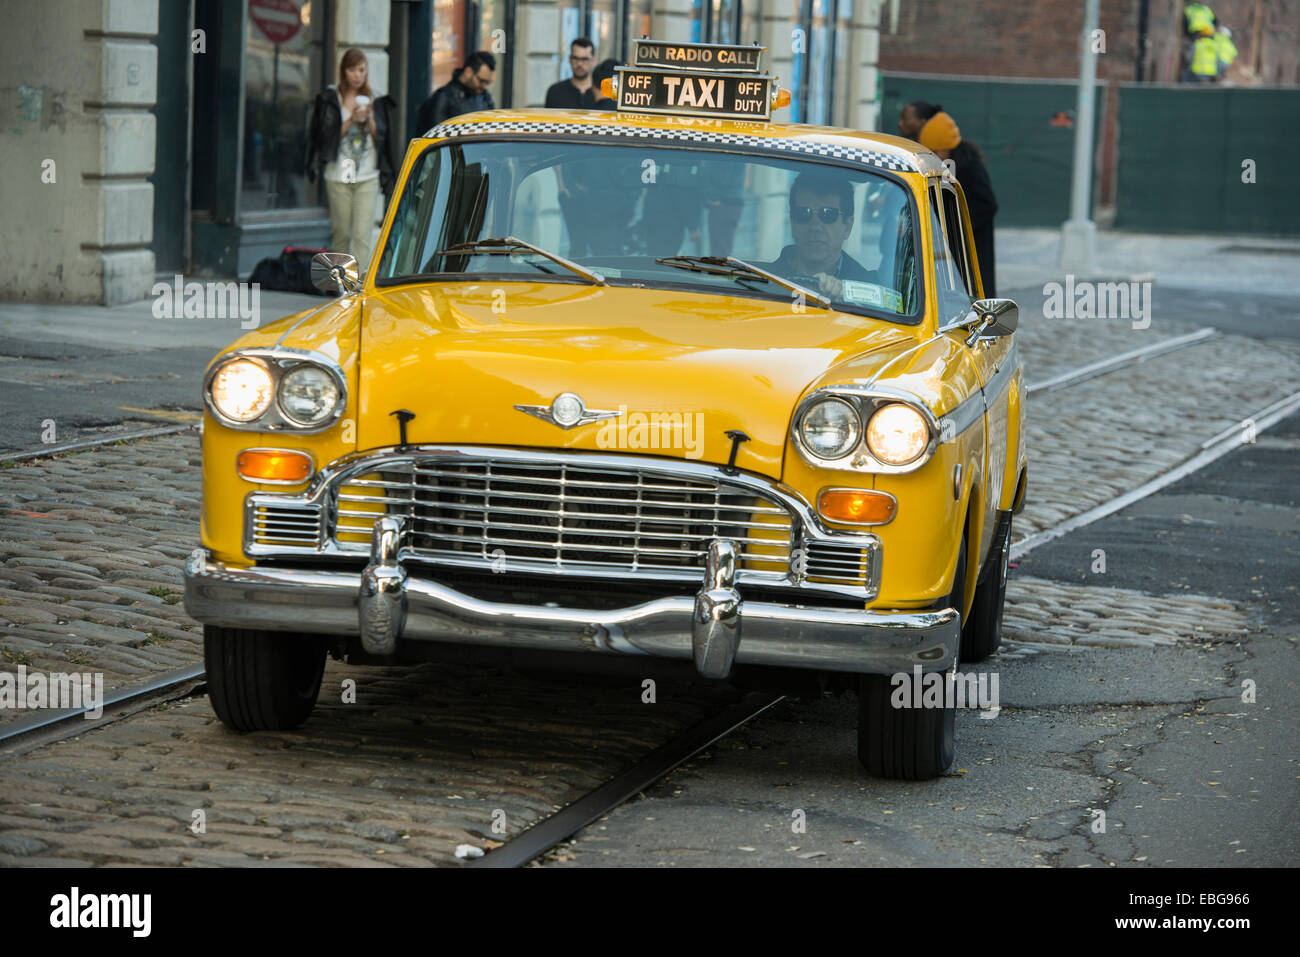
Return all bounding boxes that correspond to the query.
[814,273,843,300]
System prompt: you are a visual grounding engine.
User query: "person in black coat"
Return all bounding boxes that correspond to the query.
[899,101,998,298]
[304,49,400,270]
[305,55,399,203]
[415,52,497,136]
[545,38,601,109]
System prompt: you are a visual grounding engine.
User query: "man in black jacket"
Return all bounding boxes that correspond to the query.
[545,38,600,109]
[900,101,999,298]
[416,52,497,136]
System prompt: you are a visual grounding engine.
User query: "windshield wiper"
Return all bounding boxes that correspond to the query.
[435,237,606,285]
[655,255,831,308]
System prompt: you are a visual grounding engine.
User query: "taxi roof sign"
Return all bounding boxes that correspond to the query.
[614,40,781,122]
[632,39,765,73]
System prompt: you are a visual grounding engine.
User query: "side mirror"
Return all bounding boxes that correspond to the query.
[311,252,360,294]
[962,298,1018,346]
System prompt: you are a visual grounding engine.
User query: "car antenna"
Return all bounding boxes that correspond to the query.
[390,409,416,448]
[722,430,750,475]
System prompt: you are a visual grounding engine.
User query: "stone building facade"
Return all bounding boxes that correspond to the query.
[2,0,888,304]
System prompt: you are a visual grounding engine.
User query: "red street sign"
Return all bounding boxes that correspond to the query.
[249,0,303,46]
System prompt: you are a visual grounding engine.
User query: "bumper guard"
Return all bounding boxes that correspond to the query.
[184,521,960,678]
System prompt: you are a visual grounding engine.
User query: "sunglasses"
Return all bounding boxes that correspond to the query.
[791,206,849,225]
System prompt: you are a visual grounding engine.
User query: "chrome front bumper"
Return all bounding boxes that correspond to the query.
[184,520,959,678]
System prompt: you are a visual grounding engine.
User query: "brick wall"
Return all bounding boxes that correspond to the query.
[879,0,1298,85]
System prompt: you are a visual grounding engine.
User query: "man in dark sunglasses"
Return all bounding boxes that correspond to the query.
[767,171,872,301]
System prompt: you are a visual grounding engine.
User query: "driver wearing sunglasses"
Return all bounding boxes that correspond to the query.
[767,171,872,301]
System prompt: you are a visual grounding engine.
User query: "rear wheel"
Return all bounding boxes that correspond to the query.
[204,626,326,732]
[856,534,963,780]
[960,512,1012,663]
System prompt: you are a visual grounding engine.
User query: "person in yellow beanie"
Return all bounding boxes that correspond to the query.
[898,101,999,297]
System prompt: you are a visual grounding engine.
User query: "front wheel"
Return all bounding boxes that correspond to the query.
[204,626,326,732]
[960,512,1012,663]
[857,535,963,780]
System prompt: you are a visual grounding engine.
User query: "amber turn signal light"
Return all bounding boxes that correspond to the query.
[237,449,313,484]
[774,88,791,109]
[600,77,616,100]
[817,488,896,525]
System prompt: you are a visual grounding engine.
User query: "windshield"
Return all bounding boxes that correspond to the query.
[374,139,920,322]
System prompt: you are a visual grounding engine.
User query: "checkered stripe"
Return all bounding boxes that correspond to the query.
[422,121,919,173]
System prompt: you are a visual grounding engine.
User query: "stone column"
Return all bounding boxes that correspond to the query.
[333,0,391,258]
[334,0,391,96]
[847,0,884,132]
[651,0,693,44]
[515,0,562,107]
[0,0,158,304]
[759,5,796,115]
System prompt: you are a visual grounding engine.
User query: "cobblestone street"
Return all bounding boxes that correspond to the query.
[2,282,1296,866]
[0,663,741,866]
[4,310,1296,705]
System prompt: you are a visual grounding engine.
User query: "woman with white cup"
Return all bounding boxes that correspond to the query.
[306,48,399,273]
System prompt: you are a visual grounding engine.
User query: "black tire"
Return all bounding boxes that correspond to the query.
[204,626,326,732]
[960,513,1011,663]
[857,535,963,780]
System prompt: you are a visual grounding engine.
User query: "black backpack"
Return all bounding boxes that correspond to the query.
[249,245,333,296]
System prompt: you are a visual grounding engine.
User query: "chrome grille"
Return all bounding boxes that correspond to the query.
[249,501,323,549]
[802,540,872,588]
[333,458,793,576]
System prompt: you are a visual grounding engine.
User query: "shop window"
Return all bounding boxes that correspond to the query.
[626,0,653,59]
[562,1,630,67]
[432,0,468,91]
[476,0,511,106]
[241,0,329,213]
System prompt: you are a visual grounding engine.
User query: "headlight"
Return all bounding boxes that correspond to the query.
[210,359,273,422]
[799,397,860,459]
[866,403,929,465]
[278,364,341,427]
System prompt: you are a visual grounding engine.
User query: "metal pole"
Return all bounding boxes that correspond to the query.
[1060,0,1099,273]
[1136,0,1149,81]
[270,42,280,206]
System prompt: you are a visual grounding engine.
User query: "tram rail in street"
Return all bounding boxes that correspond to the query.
[0,664,206,757]
[470,691,785,867]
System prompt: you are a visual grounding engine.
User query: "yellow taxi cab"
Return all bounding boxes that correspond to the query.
[184,40,1026,780]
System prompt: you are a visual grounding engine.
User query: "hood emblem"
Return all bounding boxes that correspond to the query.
[514,392,620,430]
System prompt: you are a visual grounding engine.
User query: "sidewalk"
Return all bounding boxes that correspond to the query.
[997,228,1300,296]
[0,288,325,355]
[0,288,324,455]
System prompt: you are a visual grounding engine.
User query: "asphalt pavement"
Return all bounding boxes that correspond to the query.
[0,290,323,455]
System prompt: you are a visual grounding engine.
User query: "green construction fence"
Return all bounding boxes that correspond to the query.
[881,72,1103,229]
[1114,83,1300,235]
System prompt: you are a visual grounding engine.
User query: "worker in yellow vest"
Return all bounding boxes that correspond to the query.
[1190,34,1220,81]
[1183,2,1216,37]
[1214,26,1239,79]
[1181,2,1219,82]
